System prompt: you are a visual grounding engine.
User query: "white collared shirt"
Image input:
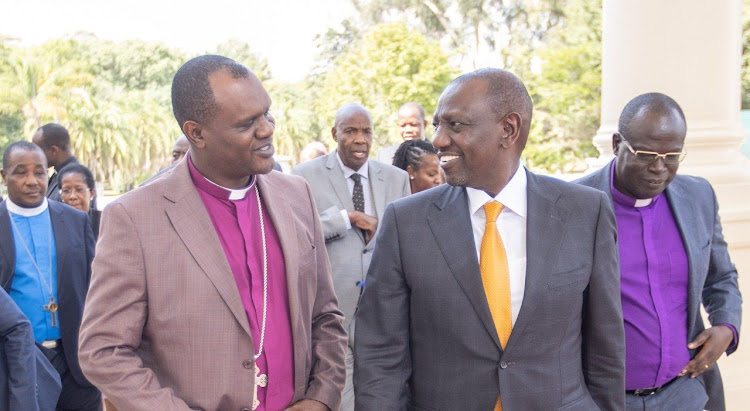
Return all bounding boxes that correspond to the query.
[466,164,527,325]
[205,175,257,201]
[336,151,374,229]
[6,198,49,217]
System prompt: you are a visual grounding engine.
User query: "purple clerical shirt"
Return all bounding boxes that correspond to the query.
[609,163,691,390]
[189,156,294,410]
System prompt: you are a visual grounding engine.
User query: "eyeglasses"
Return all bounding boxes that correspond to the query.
[60,188,90,196]
[618,135,686,164]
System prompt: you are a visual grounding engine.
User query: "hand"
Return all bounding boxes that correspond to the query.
[349,211,378,244]
[679,325,734,378]
[284,399,330,411]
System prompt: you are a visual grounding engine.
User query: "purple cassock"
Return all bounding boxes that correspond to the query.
[189,156,294,410]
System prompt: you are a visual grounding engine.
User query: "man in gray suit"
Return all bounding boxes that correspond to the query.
[576,93,741,411]
[354,69,625,410]
[292,102,410,410]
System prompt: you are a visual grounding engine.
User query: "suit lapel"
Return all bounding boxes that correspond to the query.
[326,152,355,211]
[164,162,251,338]
[665,179,703,333]
[0,203,14,289]
[427,186,502,350]
[258,174,308,397]
[507,172,565,352]
[49,202,70,290]
[368,161,387,221]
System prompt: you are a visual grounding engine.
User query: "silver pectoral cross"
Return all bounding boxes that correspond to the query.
[43,297,58,327]
[252,364,268,410]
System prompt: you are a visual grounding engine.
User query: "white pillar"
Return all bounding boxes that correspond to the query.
[595,1,750,407]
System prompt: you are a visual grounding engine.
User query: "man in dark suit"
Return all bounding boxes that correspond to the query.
[0,287,61,411]
[0,141,98,410]
[31,123,80,202]
[354,69,626,410]
[576,93,742,411]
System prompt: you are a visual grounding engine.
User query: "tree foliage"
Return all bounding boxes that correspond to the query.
[344,0,602,172]
[315,23,458,149]
[523,0,602,172]
[0,36,183,190]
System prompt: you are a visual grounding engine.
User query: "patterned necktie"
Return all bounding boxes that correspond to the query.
[351,173,365,213]
[481,201,512,411]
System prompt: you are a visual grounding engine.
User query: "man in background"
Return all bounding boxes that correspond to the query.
[292,102,410,410]
[375,102,429,164]
[0,141,98,410]
[31,123,79,202]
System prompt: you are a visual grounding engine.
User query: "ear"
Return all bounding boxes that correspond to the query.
[183,121,206,149]
[90,187,97,200]
[499,112,521,149]
[422,118,429,129]
[1,170,6,184]
[406,164,416,180]
[331,127,338,143]
[612,133,621,155]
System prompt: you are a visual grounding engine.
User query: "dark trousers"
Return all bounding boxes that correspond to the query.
[625,375,709,411]
[40,343,101,411]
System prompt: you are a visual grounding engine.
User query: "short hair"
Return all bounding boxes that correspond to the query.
[2,141,46,170]
[392,139,437,171]
[171,55,251,128]
[618,93,686,137]
[399,102,426,121]
[450,68,533,147]
[38,123,71,149]
[58,163,96,191]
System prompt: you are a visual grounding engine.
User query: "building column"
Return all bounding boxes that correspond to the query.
[593,1,750,407]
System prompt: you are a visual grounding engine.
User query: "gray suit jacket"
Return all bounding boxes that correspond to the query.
[354,170,626,410]
[292,152,410,332]
[576,163,742,411]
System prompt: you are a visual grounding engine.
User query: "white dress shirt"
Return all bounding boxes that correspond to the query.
[466,164,528,325]
[336,151,374,229]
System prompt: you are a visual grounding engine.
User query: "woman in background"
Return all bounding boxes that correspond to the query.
[58,163,101,241]
[392,138,443,194]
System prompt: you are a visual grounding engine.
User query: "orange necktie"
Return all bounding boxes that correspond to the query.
[480,201,512,411]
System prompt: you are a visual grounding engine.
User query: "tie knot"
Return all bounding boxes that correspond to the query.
[350,173,361,183]
[483,201,504,223]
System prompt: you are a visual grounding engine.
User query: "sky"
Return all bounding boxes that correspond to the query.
[3,0,356,82]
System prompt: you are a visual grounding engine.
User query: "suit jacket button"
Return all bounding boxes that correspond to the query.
[241,408,250,411]
[500,361,508,369]
[243,359,253,369]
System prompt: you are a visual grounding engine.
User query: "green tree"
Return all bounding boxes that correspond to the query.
[349,0,564,70]
[524,0,602,173]
[315,22,458,150]
[0,42,93,136]
[214,39,272,81]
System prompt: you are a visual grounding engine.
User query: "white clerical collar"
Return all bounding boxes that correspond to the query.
[633,198,653,207]
[206,175,257,201]
[6,197,49,217]
[467,164,528,219]
[336,150,370,180]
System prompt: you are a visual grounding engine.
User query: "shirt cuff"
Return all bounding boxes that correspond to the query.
[340,209,352,230]
[717,323,739,351]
